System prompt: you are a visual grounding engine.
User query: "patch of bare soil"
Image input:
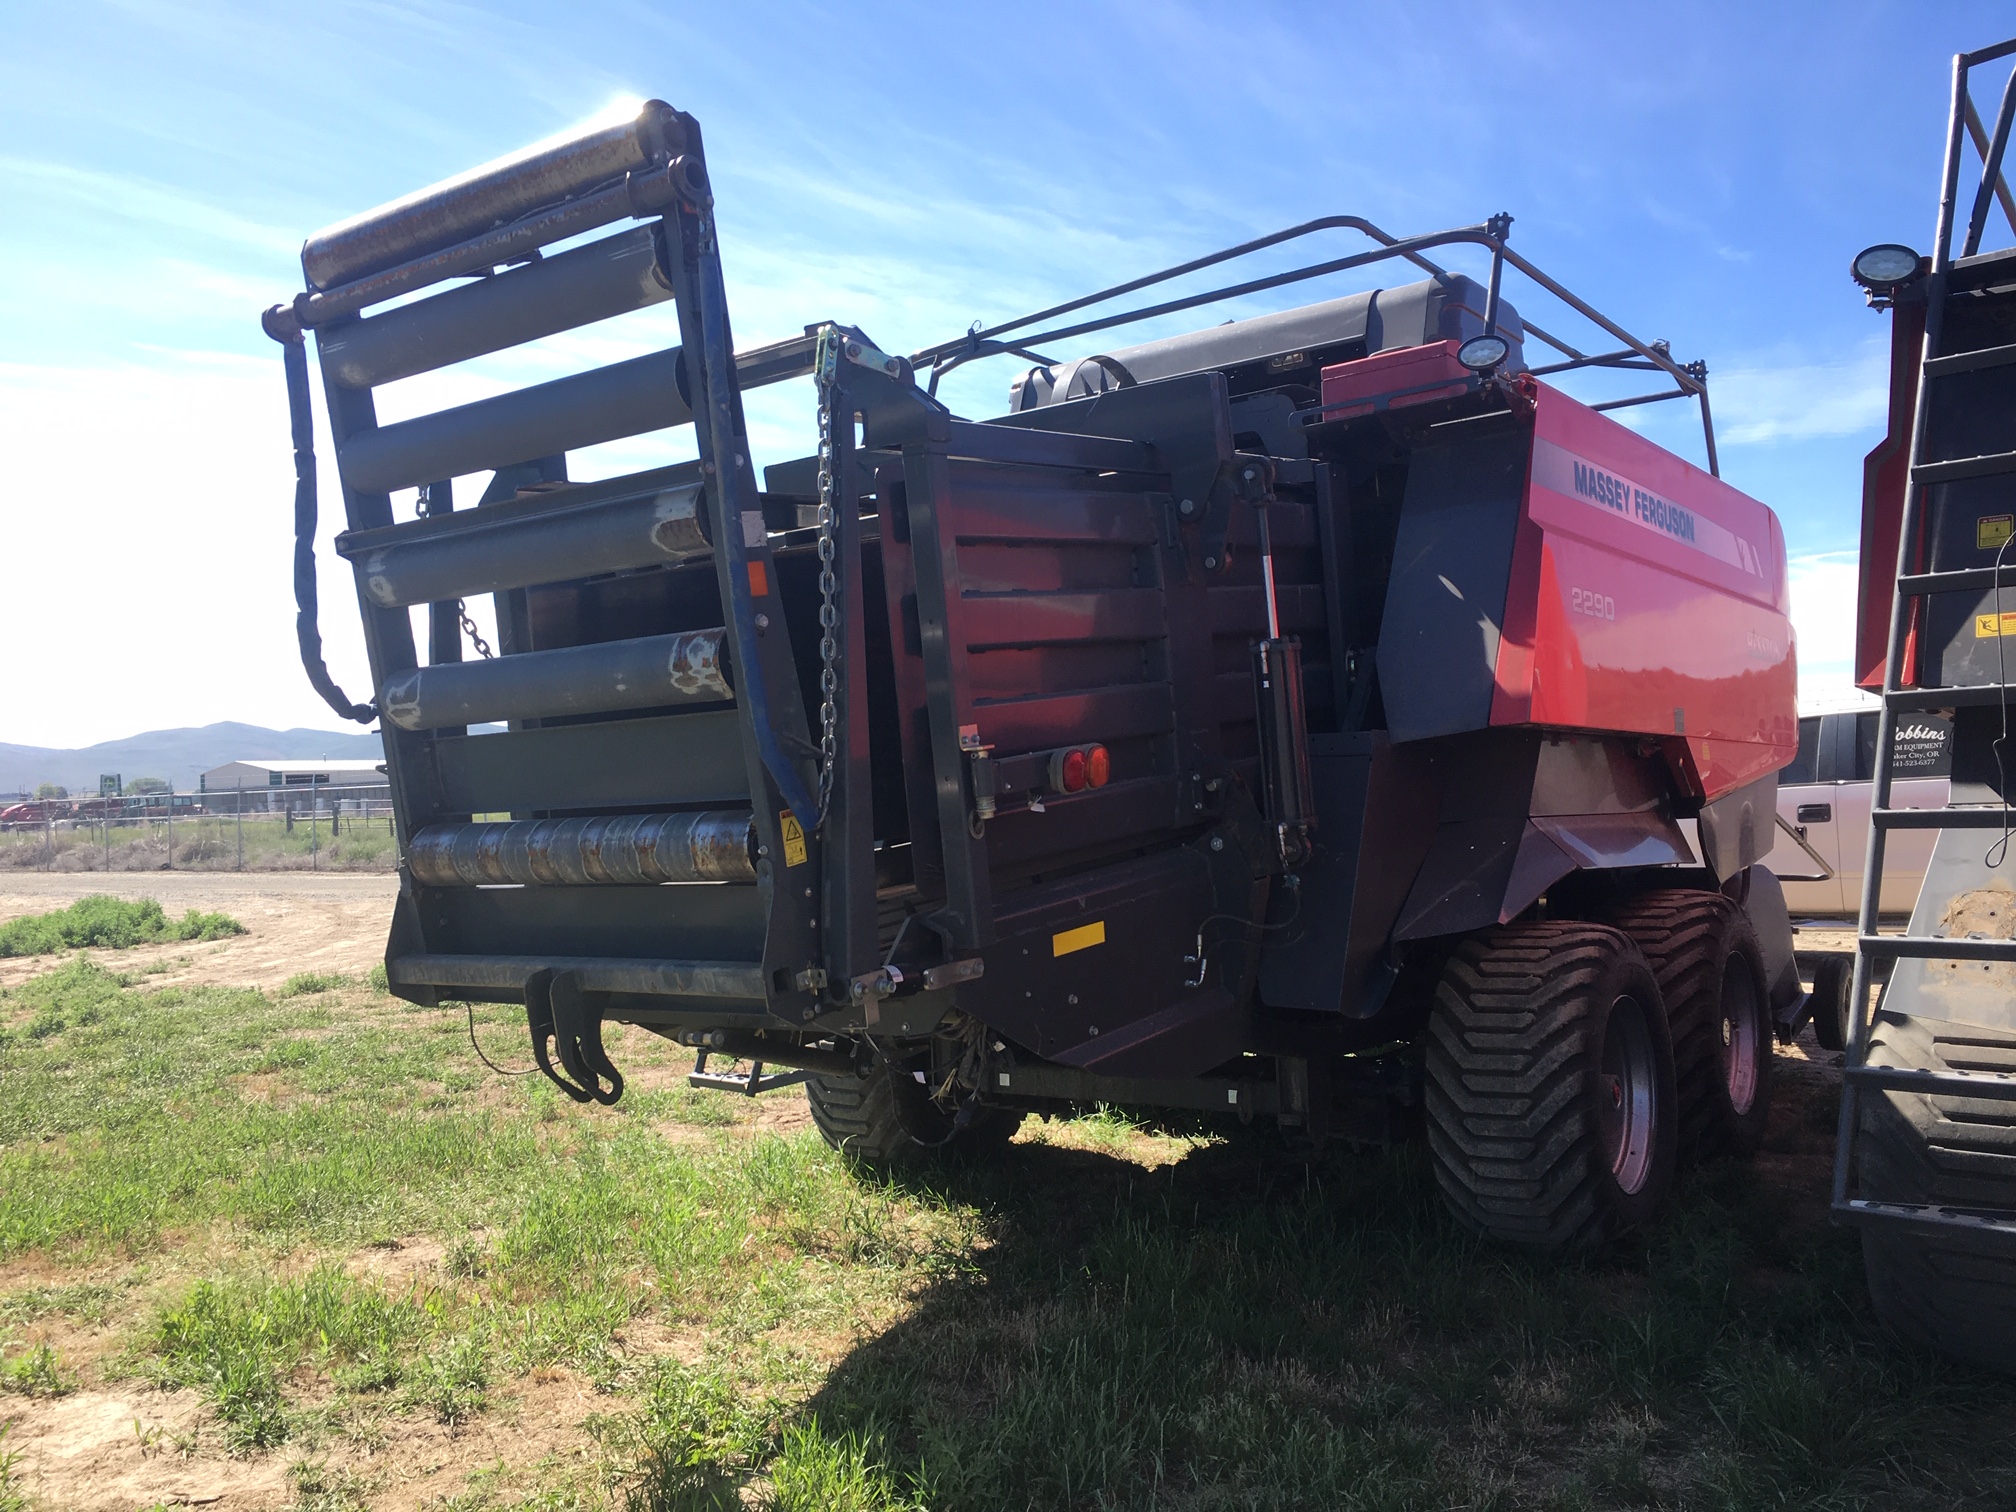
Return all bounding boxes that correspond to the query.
[0,871,398,993]
[344,1236,451,1287]
[314,1371,607,1511]
[2,1387,293,1510]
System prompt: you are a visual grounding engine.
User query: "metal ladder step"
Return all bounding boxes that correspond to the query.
[1884,684,2016,711]
[1910,449,2016,485]
[1872,806,2016,828]
[1925,340,2016,378]
[1898,565,2016,595]
[1833,1199,2016,1239]
[1845,1063,2016,1100]
[1858,933,2016,961]
[688,1050,811,1096]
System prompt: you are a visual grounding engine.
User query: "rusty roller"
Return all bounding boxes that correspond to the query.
[406,810,756,887]
[302,100,686,292]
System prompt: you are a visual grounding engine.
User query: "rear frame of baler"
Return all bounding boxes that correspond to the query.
[265,99,1798,1128]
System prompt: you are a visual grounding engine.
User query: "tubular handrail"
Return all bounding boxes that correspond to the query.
[917,216,1723,475]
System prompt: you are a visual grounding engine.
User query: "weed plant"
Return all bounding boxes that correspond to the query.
[0,895,242,957]
[0,960,2010,1507]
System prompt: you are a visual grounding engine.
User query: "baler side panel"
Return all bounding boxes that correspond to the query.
[1499,384,1796,801]
[1856,299,1926,691]
[1375,425,1531,743]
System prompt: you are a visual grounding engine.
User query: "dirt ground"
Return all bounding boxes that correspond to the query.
[0,872,398,994]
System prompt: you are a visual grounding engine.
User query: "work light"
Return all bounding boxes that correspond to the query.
[1851,243,1925,291]
[1457,333,1510,372]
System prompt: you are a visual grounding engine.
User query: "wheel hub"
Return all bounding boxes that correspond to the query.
[1720,955,1762,1115]
[1598,993,1659,1194]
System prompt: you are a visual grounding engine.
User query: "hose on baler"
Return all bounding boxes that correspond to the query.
[264,305,376,724]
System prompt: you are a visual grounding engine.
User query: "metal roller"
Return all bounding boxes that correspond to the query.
[336,346,690,496]
[302,100,684,291]
[406,809,757,887]
[350,480,709,609]
[319,227,673,390]
[379,627,728,731]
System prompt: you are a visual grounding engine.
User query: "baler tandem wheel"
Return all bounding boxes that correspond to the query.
[1599,890,1774,1162]
[807,1055,1024,1164]
[1425,922,1678,1255]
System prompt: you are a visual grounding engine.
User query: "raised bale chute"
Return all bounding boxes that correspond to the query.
[268,99,1808,1257]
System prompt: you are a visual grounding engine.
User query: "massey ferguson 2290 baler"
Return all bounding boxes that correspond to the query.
[266,101,1804,1255]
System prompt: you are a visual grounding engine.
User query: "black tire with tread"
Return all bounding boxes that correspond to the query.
[1855,1010,2016,1375]
[1599,890,1774,1161]
[1809,955,1852,1054]
[1425,921,1678,1255]
[805,1067,1023,1163]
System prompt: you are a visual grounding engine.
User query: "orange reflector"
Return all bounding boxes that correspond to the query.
[1086,744,1110,787]
[747,559,769,597]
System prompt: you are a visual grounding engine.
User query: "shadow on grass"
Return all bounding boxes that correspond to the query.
[746,1097,2016,1512]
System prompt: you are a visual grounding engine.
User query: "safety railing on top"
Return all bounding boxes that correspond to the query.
[908,210,1724,476]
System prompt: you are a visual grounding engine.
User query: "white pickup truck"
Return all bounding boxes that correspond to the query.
[1761,704,1953,916]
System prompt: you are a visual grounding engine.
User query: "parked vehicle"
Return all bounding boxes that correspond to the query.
[1760,704,1952,915]
[267,99,1806,1260]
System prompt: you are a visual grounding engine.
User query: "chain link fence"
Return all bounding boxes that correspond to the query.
[0,782,398,872]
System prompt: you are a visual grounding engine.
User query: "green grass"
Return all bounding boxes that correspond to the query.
[0,894,244,957]
[0,959,2011,1508]
[0,1422,24,1512]
[0,1339,71,1398]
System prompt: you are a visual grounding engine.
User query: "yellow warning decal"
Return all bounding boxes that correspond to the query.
[1052,920,1105,957]
[1981,515,2015,551]
[1977,612,2016,639]
[779,810,808,867]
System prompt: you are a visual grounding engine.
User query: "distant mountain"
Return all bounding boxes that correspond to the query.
[0,722,387,796]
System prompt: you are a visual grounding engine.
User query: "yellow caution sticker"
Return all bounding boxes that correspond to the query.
[1981,515,2015,551]
[1978,612,2016,639]
[1052,920,1105,957]
[779,809,808,867]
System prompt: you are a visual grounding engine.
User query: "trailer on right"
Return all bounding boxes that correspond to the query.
[1836,34,2016,1375]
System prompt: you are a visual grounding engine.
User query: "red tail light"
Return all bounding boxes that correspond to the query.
[1045,743,1110,795]
[1059,747,1088,792]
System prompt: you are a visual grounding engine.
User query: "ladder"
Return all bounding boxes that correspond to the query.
[1834,37,2016,1247]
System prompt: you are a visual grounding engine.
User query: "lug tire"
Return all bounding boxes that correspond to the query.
[1809,955,1852,1054]
[1855,1010,2016,1375]
[805,1067,1023,1164]
[1425,922,1678,1255]
[1599,890,1774,1161]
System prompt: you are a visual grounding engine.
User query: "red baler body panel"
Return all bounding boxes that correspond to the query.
[1490,382,1796,800]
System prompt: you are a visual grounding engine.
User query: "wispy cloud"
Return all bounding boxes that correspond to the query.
[1708,339,1890,446]
[0,156,301,258]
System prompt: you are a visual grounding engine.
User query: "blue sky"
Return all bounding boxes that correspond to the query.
[3,0,2013,746]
